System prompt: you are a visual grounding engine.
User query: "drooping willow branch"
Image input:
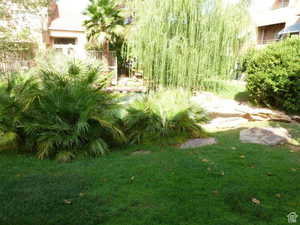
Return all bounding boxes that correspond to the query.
[126,0,249,90]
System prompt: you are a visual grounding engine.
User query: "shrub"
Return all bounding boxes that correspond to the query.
[0,61,125,161]
[123,89,207,144]
[0,72,38,150]
[244,37,300,113]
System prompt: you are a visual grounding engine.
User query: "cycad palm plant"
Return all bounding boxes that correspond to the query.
[0,73,38,150]
[24,62,125,161]
[0,61,126,161]
[84,0,126,67]
[123,89,208,144]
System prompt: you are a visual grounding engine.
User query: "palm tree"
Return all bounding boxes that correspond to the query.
[84,0,126,68]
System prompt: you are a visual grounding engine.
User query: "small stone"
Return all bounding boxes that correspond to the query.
[180,138,217,149]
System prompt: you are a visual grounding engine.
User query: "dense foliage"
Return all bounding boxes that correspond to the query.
[244,37,300,113]
[0,61,125,161]
[84,0,128,72]
[127,0,249,90]
[123,89,207,144]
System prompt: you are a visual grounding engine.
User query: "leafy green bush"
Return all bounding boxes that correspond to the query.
[123,89,207,144]
[0,61,125,161]
[244,37,300,113]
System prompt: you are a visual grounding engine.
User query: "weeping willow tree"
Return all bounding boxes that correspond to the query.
[127,0,250,90]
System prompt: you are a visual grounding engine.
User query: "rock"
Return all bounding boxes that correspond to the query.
[203,117,248,130]
[268,114,293,123]
[292,115,300,123]
[243,113,269,121]
[240,127,292,146]
[192,93,247,118]
[193,92,292,124]
[180,138,217,149]
[131,150,151,155]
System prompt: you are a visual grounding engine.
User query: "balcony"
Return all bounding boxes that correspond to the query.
[257,23,285,45]
[257,39,279,45]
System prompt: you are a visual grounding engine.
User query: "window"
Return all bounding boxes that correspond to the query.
[53,38,76,45]
[280,0,289,8]
[273,0,289,9]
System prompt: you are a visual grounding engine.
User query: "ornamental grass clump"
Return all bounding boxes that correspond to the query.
[127,0,249,90]
[0,61,125,161]
[123,89,208,144]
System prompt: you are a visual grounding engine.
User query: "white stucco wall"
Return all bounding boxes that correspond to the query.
[250,0,300,27]
[48,0,90,59]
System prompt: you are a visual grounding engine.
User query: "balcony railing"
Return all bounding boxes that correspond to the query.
[257,39,280,45]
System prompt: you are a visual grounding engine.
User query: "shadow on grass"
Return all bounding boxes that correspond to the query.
[234,90,250,103]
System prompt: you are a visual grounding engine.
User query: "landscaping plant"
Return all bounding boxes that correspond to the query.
[127,0,249,90]
[244,37,300,113]
[0,72,39,150]
[123,89,207,144]
[84,0,127,69]
[0,61,126,161]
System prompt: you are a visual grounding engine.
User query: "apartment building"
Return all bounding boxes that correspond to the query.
[0,0,90,59]
[250,0,300,45]
[47,0,89,59]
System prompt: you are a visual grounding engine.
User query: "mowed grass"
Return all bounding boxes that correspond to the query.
[1,122,300,225]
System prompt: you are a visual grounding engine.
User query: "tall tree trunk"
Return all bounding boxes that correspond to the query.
[102,40,110,71]
[103,39,118,84]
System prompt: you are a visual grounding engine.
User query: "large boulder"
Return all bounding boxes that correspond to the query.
[192,92,293,124]
[240,127,292,146]
[202,117,248,130]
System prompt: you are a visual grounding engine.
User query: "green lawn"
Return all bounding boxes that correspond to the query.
[1,122,300,225]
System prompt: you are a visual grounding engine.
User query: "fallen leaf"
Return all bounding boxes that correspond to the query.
[251,198,261,205]
[63,200,72,205]
[290,168,297,172]
[202,159,209,163]
[231,147,237,150]
[240,155,245,159]
[212,190,219,195]
[220,171,225,176]
[275,193,281,198]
